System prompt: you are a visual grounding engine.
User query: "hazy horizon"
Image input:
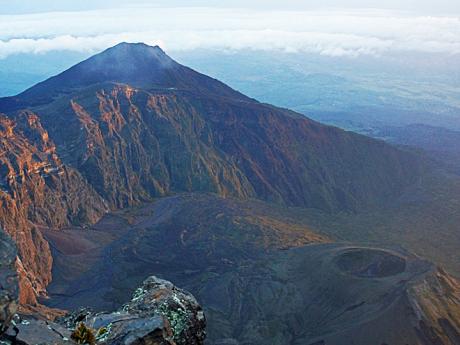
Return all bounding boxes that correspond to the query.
[1,0,459,60]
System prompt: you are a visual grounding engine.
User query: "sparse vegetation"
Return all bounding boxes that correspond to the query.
[71,323,96,345]
[95,325,110,342]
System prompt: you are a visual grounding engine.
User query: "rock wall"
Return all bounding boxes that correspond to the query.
[0,228,18,335]
[0,113,107,305]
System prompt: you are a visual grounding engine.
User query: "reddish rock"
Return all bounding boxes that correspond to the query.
[0,113,107,305]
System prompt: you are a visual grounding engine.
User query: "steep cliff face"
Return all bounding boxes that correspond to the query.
[1,43,424,212]
[0,43,426,305]
[0,228,18,335]
[0,113,107,304]
[30,86,257,209]
[408,267,460,345]
[11,82,423,212]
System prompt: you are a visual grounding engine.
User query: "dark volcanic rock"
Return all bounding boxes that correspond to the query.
[0,226,205,344]
[0,228,18,335]
[45,194,329,312]
[120,276,206,345]
[2,276,205,345]
[45,208,460,345]
[95,315,174,345]
[1,43,249,110]
[9,317,74,345]
[65,276,205,345]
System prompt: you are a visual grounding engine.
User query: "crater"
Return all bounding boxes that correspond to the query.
[335,248,406,278]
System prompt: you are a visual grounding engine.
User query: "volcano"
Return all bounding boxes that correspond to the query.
[1,43,458,344]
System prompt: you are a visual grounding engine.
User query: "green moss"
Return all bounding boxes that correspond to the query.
[159,301,189,341]
[132,287,146,301]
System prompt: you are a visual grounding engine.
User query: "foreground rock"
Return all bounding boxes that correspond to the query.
[0,276,205,345]
[118,276,206,345]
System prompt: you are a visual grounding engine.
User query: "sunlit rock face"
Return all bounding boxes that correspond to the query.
[0,112,107,305]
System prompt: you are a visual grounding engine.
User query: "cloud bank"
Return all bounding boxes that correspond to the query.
[0,6,459,59]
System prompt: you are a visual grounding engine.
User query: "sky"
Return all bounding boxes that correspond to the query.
[1,0,460,14]
[0,0,459,59]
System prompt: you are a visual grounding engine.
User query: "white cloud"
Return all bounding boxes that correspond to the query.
[0,7,459,58]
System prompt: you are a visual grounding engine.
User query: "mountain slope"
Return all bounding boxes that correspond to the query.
[0,43,425,305]
[0,43,250,111]
[44,194,460,345]
[21,81,423,211]
[2,43,424,210]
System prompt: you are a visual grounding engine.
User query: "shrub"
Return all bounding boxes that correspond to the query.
[71,322,96,345]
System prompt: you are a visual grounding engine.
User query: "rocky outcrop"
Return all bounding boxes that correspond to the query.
[408,267,460,345]
[118,276,206,345]
[0,228,18,335]
[0,276,205,345]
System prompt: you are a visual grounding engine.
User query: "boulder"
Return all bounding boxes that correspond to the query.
[120,276,206,345]
[81,276,206,345]
[4,276,206,345]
